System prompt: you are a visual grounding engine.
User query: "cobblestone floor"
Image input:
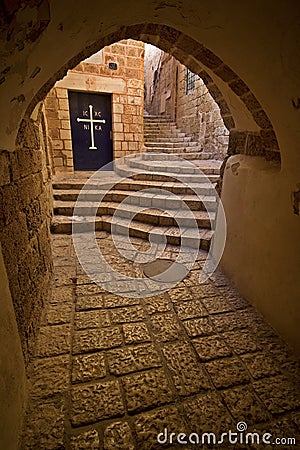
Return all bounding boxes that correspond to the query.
[21,232,300,449]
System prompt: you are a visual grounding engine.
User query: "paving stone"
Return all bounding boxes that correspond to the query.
[143,295,172,314]
[221,329,259,354]
[183,317,215,337]
[241,352,282,379]
[70,429,100,449]
[75,295,104,311]
[205,357,250,388]
[50,285,74,303]
[22,399,65,449]
[109,305,145,323]
[200,295,236,314]
[122,368,173,413]
[210,311,251,332]
[218,287,251,310]
[35,324,71,357]
[123,322,151,344]
[162,341,211,395]
[149,313,185,342]
[221,385,270,425]
[208,271,230,287]
[76,284,106,296]
[41,301,73,325]
[73,327,123,354]
[183,392,233,435]
[107,343,161,375]
[74,310,110,329]
[253,375,300,414]
[189,284,219,298]
[71,380,124,426]
[72,352,106,383]
[134,405,187,450]
[28,355,69,398]
[174,299,208,320]
[103,294,141,308]
[103,421,135,450]
[192,334,232,361]
[168,285,193,302]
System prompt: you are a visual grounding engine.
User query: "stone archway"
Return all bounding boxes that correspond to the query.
[1,5,300,447]
[24,23,280,164]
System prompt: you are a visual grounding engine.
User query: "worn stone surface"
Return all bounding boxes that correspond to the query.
[123,322,151,344]
[35,324,71,357]
[241,352,282,379]
[205,357,250,388]
[253,375,300,414]
[192,334,232,360]
[134,405,187,449]
[70,429,100,449]
[71,380,124,426]
[73,327,123,354]
[174,299,208,320]
[183,392,233,434]
[149,313,184,342]
[161,341,211,395]
[143,295,172,314]
[29,355,70,398]
[75,294,104,311]
[103,421,135,450]
[74,310,110,329]
[22,399,65,449]
[22,234,300,449]
[221,385,270,424]
[109,305,145,323]
[107,344,162,375]
[72,352,106,383]
[122,368,173,413]
[182,316,215,337]
[221,329,259,354]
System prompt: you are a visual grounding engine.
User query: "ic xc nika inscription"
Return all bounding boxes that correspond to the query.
[77,104,106,150]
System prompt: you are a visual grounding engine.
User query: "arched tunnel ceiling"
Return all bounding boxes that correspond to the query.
[0,0,299,161]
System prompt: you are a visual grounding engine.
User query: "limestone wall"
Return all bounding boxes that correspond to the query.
[146,52,229,159]
[45,39,145,173]
[0,108,53,365]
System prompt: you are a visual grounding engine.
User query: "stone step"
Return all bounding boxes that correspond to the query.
[141,152,214,161]
[51,215,212,250]
[115,164,220,183]
[144,124,177,130]
[53,189,217,211]
[53,178,216,196]
[144,146,203,153]
[144,117,173,122]
[144,136,192,142]
[145,141,199,148]
[53,200,214,228]
[128,159,221,176]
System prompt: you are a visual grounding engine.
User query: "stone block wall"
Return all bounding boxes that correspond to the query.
[0,109,53,365]
[45,39,145,173]
[145,51,229,159]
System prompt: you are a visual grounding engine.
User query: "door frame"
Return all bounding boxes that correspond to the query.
[68,89,114,171]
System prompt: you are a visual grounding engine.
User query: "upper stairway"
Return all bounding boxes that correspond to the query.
[51,115,223,250]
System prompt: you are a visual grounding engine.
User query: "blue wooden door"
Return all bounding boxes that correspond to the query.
[68,91,113,171]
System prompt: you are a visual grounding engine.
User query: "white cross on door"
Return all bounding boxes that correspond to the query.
[76,104,106,150]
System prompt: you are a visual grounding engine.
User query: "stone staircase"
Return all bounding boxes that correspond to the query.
[51,115,222,250]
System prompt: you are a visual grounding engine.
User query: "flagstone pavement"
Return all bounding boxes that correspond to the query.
[21,232,300,449]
